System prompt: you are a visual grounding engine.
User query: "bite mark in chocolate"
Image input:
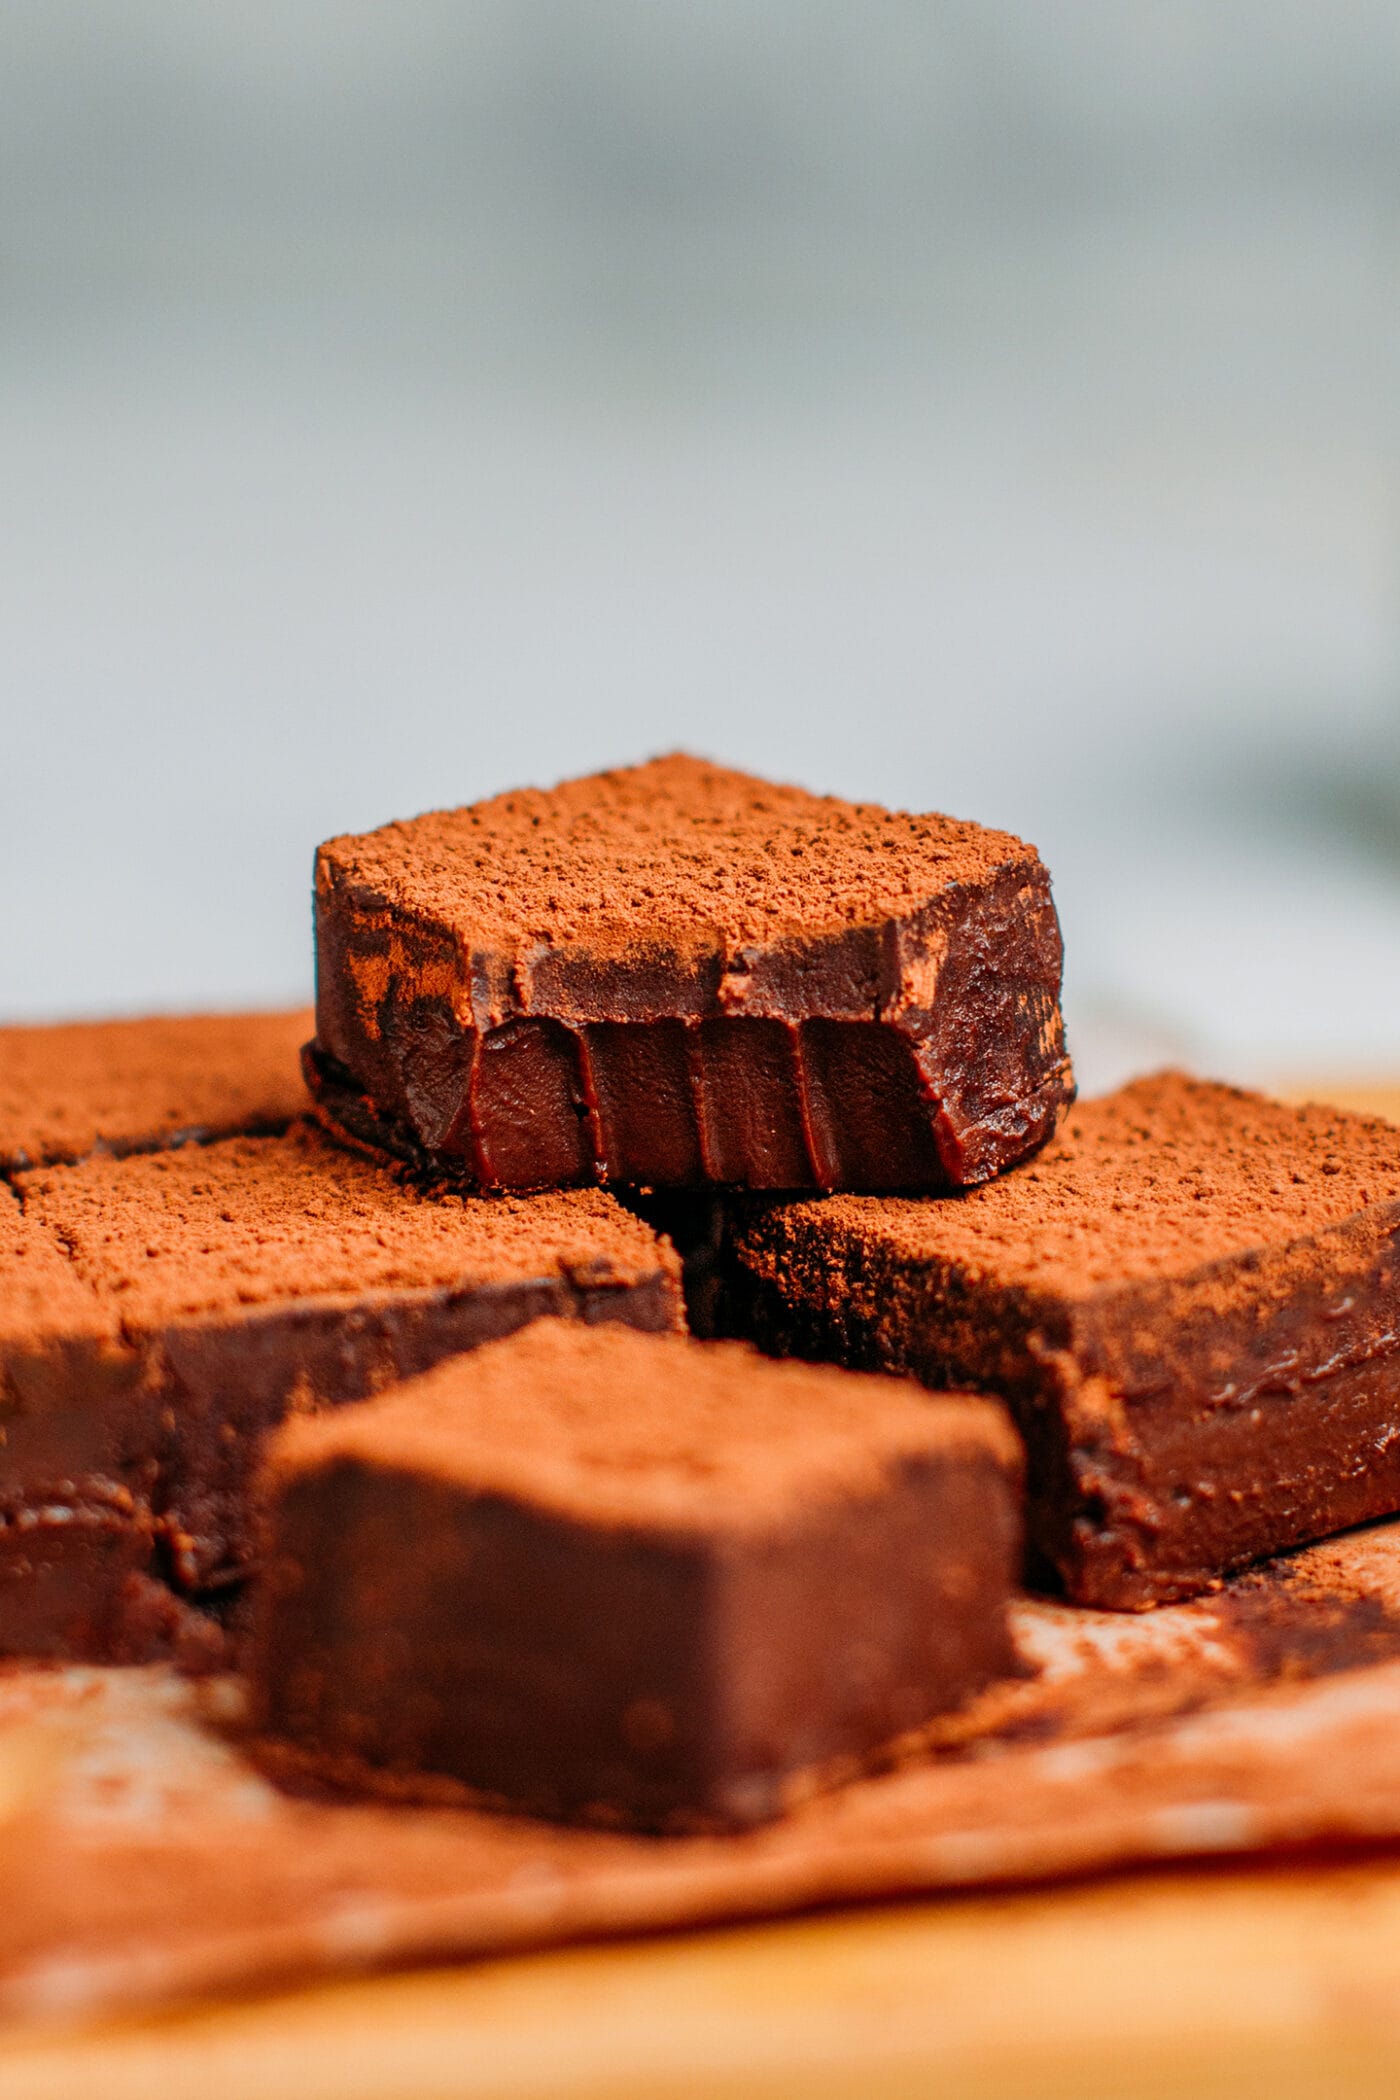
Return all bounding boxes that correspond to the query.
[310,754,1073,1192]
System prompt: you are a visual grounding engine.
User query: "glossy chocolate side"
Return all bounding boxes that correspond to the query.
[0,1505,150,1660]
[0,1510,227,1666]
[311,857,1072,1192]
[0,1320,165,1660]
[250,1443,1020,1831]
[720,1203,1400,1609]
[1044,1217,1400,1605]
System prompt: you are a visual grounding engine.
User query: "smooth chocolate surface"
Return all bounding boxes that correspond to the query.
[717,1073,1400,1608]
[2,1130,681,1658]
[0,1008,313,1174]
[249,1321,1021,1830]
[310,755,1072,1192]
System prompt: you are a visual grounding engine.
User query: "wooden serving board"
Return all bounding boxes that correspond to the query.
[5,1855,1400,2100]
[2,1076,1398,2100]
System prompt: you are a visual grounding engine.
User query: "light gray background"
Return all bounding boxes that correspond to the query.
[4,3,1399,1092]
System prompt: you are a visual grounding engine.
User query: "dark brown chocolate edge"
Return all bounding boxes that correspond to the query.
[0,1249,681,1664]
[710,1195,1400,1611]
[310,848,1074,1196]
[246,1424,1021,1832]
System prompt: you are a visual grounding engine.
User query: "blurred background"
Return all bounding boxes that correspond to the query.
[3,1,1399,1093]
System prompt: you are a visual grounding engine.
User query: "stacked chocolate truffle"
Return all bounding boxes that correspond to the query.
[240,758,1056,1824]
[6,753,1400,1836]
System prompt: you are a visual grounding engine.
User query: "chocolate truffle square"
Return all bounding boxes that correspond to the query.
[308,754,1072,1193]
[0,1008,314,1174]
[720,1073,1400,1608]
[249,1321,1021,1830]
[10,1127,681,1637]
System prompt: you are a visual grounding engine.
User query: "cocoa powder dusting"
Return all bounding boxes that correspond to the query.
[16,1125,675,1330]
[772,1072,1400,1294]
[0,1009,314,1174]
[0,1183,119,1350]
[271,1317,1017,1528]
[317,753,1038,957]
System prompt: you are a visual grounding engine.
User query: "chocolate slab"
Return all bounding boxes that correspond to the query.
[0,1008,314,1174]
[717,1073,1400,1608]
[310,755,1073,1192]
[248,1321,1021,1831]
[3,1129,681,1658]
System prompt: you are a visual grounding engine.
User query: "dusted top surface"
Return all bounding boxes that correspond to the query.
[753,1072,1400,1297]
[0,1009,313,1173]
[0,1183,118,1351]
[16,1126,677,1331]
[271,1317,1016,1527]
[316,753,1039,958]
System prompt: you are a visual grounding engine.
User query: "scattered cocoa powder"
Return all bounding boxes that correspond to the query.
[0,1009,314,1174]
[17,1124,676,1332]
[317,752,1036,957]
